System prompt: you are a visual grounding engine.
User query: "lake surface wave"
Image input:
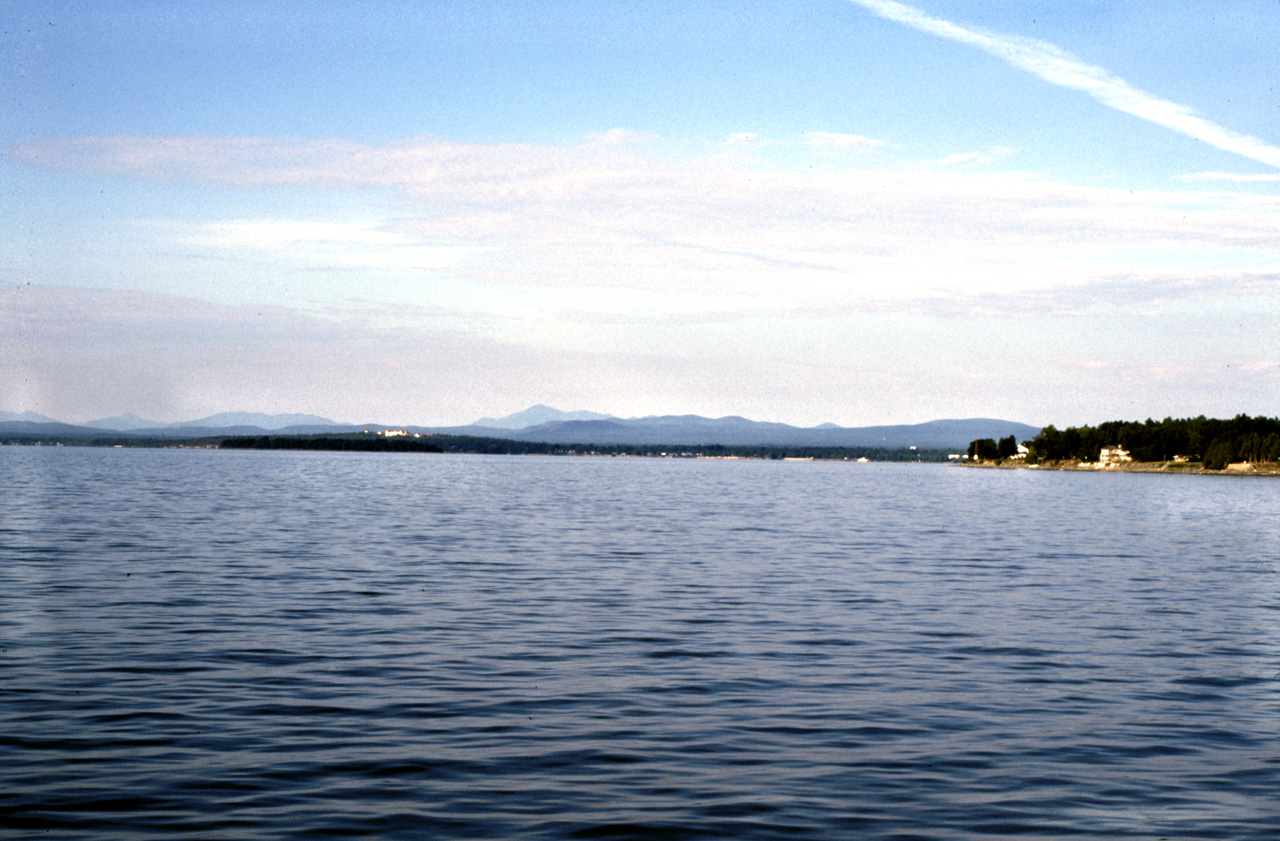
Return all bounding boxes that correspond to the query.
[2,448,1278,839]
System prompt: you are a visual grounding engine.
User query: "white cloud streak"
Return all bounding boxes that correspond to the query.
[845,0,1280,169]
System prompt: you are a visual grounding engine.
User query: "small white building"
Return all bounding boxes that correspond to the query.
[1098,446,1132,465]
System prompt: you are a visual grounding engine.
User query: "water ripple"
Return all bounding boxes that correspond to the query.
[2,449,1279,839]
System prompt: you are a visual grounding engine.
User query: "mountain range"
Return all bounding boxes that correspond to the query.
[0,405,1040,450]
[82,411,340,431]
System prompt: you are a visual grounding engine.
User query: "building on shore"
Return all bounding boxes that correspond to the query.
[1098,446,1132,466]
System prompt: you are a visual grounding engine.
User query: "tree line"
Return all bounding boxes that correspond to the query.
[967,435,1019,461]
[1026,415,1280,468]
[220,436,444,453]
[368,435,954,462]
[218,433,952,461]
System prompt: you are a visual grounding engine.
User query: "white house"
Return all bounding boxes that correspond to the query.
[1098,446,1132,465]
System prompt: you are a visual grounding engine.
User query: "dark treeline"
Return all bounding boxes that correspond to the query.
[0,434,204,448]
[221,436,444,453]
[220,433,950,461]
[1030,415,1280,468]
[371,434,954,461]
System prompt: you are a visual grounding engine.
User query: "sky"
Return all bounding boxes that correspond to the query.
[2,0,1278,428]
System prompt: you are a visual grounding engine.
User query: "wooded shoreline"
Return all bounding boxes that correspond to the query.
[963,459,1280,476]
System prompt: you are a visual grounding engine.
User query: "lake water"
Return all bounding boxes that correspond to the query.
[2,447,1278,839]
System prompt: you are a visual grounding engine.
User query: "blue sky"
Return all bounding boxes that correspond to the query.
[3,0,1278,426]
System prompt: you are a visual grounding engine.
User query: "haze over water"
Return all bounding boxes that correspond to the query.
[2,447,1279,839]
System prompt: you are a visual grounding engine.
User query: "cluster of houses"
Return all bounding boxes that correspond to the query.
[365,429,430,438]
[950,443,1031,461]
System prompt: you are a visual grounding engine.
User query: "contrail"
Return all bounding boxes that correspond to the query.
[845,0,1280,169]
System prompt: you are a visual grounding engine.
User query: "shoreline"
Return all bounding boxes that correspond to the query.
[963,460,1280,476]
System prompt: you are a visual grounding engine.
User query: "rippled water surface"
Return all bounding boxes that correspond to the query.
[2,447,1279,839]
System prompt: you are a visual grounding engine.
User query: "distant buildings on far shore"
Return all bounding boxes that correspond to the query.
[364,429,431,438]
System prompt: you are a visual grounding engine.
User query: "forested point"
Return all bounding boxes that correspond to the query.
[975,415,1280,470]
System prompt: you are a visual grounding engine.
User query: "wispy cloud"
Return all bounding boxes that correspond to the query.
[584,128,662,146]
[935,146,1016,167]
[923,271,1280,319]
[802,131,894,149]
[7,133,1280,312]
[184,220,473,272]
[718,131,893,151]
[845,0,1280,169]
[1179,172,1280,184]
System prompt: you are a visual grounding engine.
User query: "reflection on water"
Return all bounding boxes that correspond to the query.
[2,447,1279,839]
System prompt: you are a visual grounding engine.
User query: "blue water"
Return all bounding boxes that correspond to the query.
[2,447,1278,839]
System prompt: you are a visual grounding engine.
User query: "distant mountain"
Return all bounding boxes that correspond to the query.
[83,413,168,431]
[0,411,59,424]
[472,404,615,430]
[75,411,341,433]
[0,419,359,440]
[443,409,1040,450]
[0,420,109,437]
[119,423,359,438]
[175,412,340,430]
[3,409,345,440]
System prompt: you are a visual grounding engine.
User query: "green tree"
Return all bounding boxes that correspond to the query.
[1263,433,1280,462]
[968,438,998,461]
[1203,439,1234,470]
[1031,424,1061,460]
